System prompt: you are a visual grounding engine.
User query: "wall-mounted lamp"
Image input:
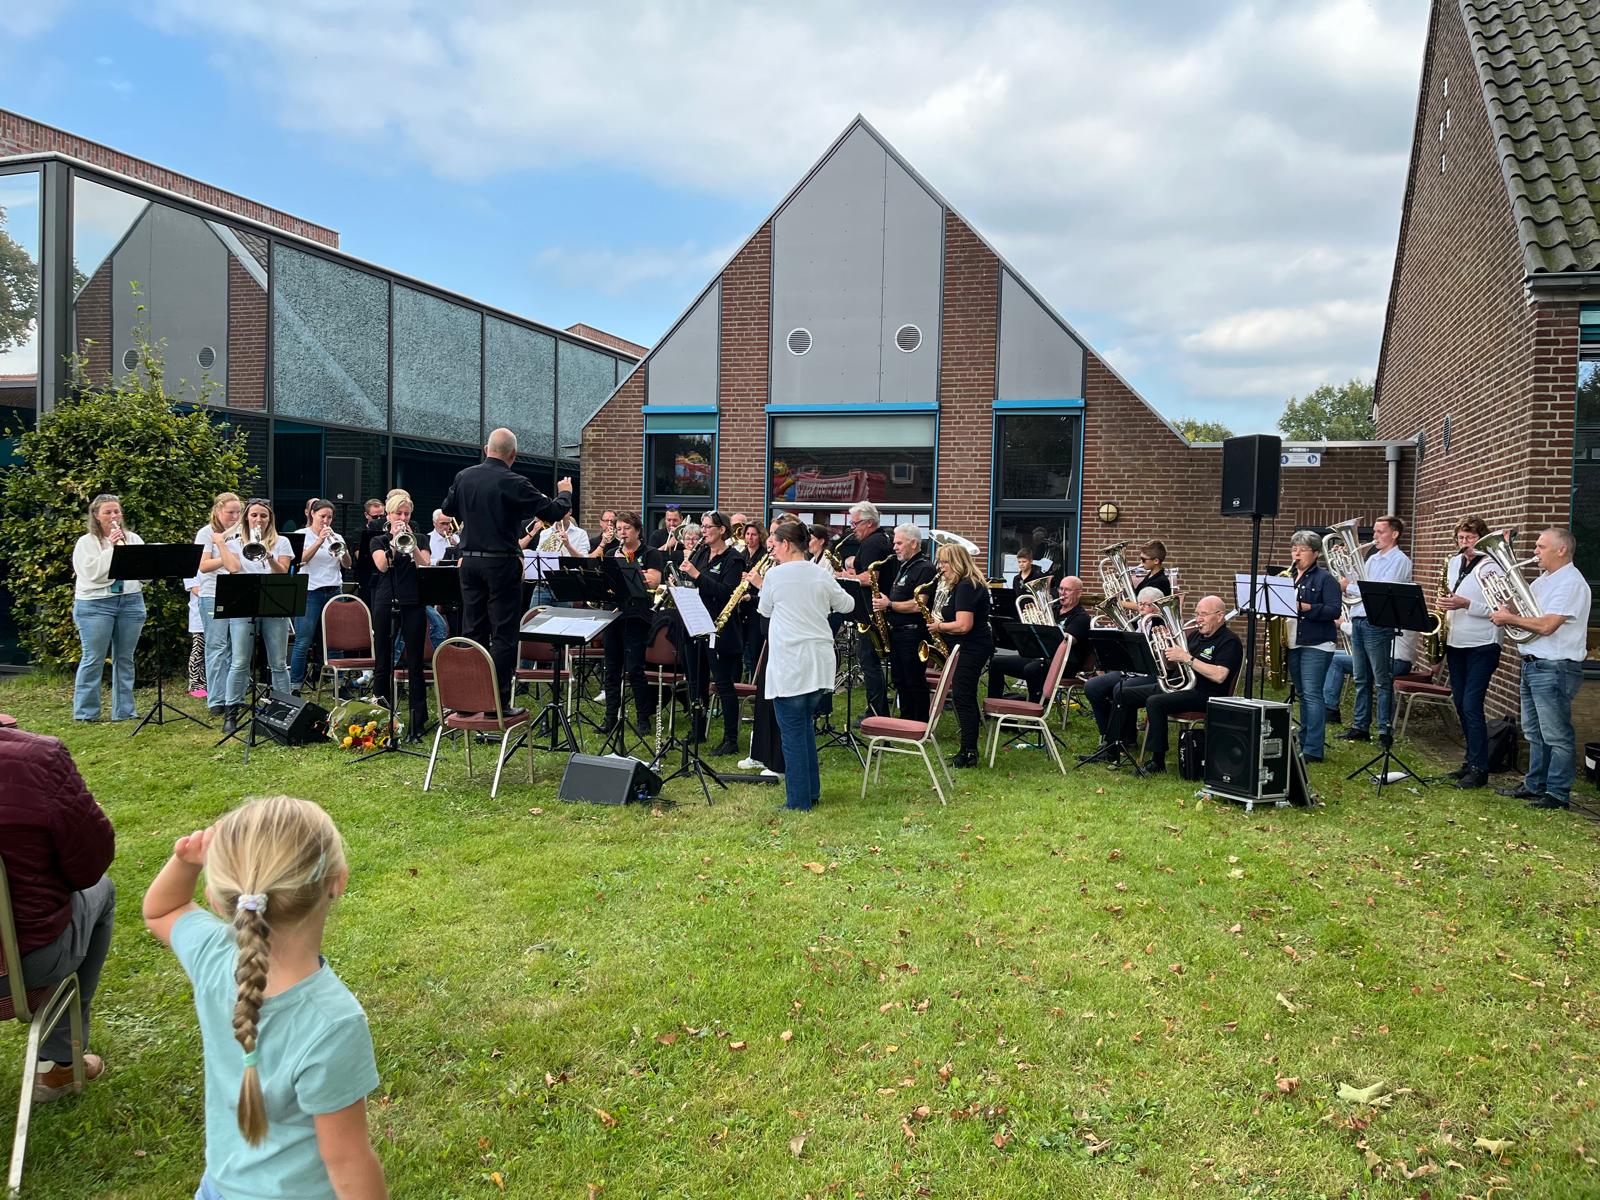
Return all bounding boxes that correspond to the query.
[1097,502,1120,524]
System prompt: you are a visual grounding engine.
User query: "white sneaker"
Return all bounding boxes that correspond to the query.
[738,757,760,770]
[761,769,782,779]
[595,689,607,703]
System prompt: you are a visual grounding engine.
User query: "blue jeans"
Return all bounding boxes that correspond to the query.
[1322,649,1411,722]
[72,593,147,720]
[1519,657,1584,803]
[290,585,340,687]
[1348,619,1398,734]
[1447,643,1502,771]
[225,616,291,707]
[1293,646,1334,758]
[773,690,826,810]
[198,595,232,709]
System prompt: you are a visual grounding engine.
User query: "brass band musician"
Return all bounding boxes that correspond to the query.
[1435,516,1498,788]
[679,511,749,755]
[926,544,992,767]
[600,512,665,737]
[847,502,896,717]
[872,524,938,722]
[987,575,1092,704]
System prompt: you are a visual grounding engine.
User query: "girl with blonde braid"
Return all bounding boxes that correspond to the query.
[143,796,387,1199]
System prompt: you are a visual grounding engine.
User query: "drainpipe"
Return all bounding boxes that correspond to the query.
[1385,444,1400,516]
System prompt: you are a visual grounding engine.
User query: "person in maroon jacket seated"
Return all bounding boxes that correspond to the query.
[0,725,116,1102]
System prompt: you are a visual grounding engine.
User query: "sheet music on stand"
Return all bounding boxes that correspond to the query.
[669,587,717,638]
[1234,572,1299,617]
[523,550,562,582]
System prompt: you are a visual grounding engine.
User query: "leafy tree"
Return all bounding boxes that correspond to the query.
[0,202,40,355]
[1174,416,1234,442]
[1278,378,1376,441]
[0,325,252,673]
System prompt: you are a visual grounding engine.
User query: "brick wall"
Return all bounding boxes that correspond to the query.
[579,370,644,526]
[936,212,998,556]
[75,262,113,385]
[1,109,338,247]
[226,255,266,410]
[714,224,773,520]
[1373,1,1578,714]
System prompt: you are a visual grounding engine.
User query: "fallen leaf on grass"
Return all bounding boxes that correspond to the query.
[1275,992,1298,1013]
[1275,1076,1299,1093]
[780,1029,793,1042]
[588,1185,603,1200]
[655,1033,678,1046]
[1337,1081,1389,1104]
[1473,1136,1515,1156]
[789,1132,807,1158]
[938,1062,953,1083]
[489,1171,505,1191]
[802,861,826,874]
[992,1129,1011,1149]
[729,1041,747,1051]
[528,807,543,816]
[1229,868,1245,879]
[594,1108,617,1128]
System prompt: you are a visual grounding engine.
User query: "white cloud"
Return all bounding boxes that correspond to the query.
[138,0,1428,423]
[533,239,739,299]
[0,0,72,39]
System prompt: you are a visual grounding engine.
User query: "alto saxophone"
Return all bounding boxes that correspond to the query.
[859,555,894,657]
[914,580,949,669]
[715,553,770,632]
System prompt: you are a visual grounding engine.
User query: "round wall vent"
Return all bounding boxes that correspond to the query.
[198,346,217,370]
[895,324,922,353]
[787,328,813,356]
[121,348,139,371]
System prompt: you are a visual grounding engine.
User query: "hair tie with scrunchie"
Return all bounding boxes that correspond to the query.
[241,1049,259,1069]
[237,893,268,914]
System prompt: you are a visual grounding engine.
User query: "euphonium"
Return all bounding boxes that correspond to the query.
[715,553,770,632]
[1324,518,1374,619]
[1139,592,1196,693]
[1016,574,1056,625]
[393,523,418,557]
[1475,530,1544,645]
[914,580,949,669]
[858,555,894,657]
[241,521,269,562]
[1091,542,1139,631]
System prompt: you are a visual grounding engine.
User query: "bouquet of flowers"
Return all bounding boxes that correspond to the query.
[326,699,400,749]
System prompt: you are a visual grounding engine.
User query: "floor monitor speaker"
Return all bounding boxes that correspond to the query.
[1203,697,1291,804]
[559,753,662,805]
[1220,434,1281,517]
[252,690,330,747]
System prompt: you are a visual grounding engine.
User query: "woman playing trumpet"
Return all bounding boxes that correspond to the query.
[371,490,433,741]
[193,492,242,717]
[71,494,148,721]
[291,499,351,693]
[222,498,293,734]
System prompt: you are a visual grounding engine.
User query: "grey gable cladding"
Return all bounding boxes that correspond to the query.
[1465,0,1600,273]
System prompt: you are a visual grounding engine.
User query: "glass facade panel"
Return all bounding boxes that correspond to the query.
[999,413,1078,499]
[992,511,1075,579]
[393,285,481,444]
[272,243,388,429]
[71,175,267,408]
[0,168,40,453]
[392,436,479,521]
[557,341,618,457]
[992,413,1081,577]
[485,317,556,459]
[771,414,934,512]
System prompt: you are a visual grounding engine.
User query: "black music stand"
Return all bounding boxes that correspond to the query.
[657,586,726,805]
[285,531,307,565]
[1234,571,1300,699]
[354,565,458,766]
[597,559,654,758]
[816,577,866,765]
[111,542,208,736]
[1346,580,1431,790]
[213,573,308,762]
[1075,628,1157,774]
[545,558,608,732]
[993,617,1069,754]
[516,607,617,754]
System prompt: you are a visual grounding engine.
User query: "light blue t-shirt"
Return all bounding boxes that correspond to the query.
[172,910,379,1200]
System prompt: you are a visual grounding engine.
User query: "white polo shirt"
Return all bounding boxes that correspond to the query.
[1522,562,1593,662]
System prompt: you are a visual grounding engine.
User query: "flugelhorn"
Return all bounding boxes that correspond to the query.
[393,523,418,557]
[324,529,347,559]
[241,521,269,562]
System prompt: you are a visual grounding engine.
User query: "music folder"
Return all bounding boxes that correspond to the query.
[108,542,203,583]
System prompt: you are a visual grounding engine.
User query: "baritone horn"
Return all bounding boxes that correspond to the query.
[1016,575,1057,624]
[1475,530,1544,644]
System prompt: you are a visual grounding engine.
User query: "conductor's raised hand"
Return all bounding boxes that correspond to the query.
[556,476,574,494]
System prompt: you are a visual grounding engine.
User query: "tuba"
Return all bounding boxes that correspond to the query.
[1139,592,1196,693]
[241,521,269,562]
[1475,530,1543,645]
[1091,542,1139,630]
[1016,574,1057,625]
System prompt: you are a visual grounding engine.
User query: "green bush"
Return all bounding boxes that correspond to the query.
[0,331,253,673]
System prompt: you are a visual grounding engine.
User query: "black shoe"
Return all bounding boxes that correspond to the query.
[1338,728,1371,742]
[951,750,979,768]
[221,708,239,737]
[711,739,741,757]
[1303,755,1324,763]
[1454,768,1488,790]
[1528,794,1570,810]
[1146,754,1166,774]
[1498,785,1541,799]
[1446,763,1470,780]
[1327,709,1343,726]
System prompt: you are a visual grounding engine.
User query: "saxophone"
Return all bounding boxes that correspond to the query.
[1425,546,1451,662]
[914,580,949,669]
[858,555,894,656]
[1266,566,1294,691]
[715,553,770,632]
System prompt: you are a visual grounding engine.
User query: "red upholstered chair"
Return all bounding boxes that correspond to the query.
[643,622,683,738]
[424,637,532,799]
[319,595,377,700]
[3,861,86,1195]
[1059,645,1099,732]
[859,644,962,805]
[1394,661,1454,740]
[983,635,1071,773]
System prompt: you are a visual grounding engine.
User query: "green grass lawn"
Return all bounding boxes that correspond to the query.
[2,669,1597,1199]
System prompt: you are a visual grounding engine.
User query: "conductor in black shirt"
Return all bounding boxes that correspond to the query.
[848,501,896,717]
[441,427,572,709]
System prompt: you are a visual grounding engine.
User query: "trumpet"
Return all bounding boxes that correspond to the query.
[324,529,347,559]
[393,523,418,558]
[241,522,269,562]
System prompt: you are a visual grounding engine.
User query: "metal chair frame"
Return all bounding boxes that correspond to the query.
[860,645,962,805]
[424,637,533,799]
[984,637,1071,773]
[318,595,377,701]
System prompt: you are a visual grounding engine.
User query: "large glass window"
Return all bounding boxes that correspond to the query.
[1573,359,1600,608]
[272,243,388,429]
[394,285,480,445]
[557,341,619,458]
[71,175,266,408]
[208,410,269,499]
[646,431,714,534]
[771,413,935,525]
[0,168,40,454]
[992,412,1081,577]
[392,437,479,522]
[486,317,555,458]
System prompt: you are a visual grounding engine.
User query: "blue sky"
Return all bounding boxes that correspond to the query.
[2,1,1430,432]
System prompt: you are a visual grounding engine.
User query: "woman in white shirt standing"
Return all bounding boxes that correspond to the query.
[1435,516,1502,789]
[757,521,855,810]
[222,497,294,734]
[71,493,147,721]
[290,499,352,693]
[194,491,243,718]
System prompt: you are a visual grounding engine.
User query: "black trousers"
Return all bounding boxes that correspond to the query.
[460,555,523,705]
[858,630,890,716]
[987,649,1045,702]
[603,616,651,724]
[1085,670,1134,740]
[949,641,991,753]
[1104,678,1210,759]
[889,628,929,723]
[710,648,741,745]
[373,600,428,730]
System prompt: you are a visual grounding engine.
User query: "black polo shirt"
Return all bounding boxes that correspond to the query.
[370,533,420,606]
[854,527,897,596]
[1138,568,1172,597]
[941,579,992,650]
[888,554,937,630]
[1059,603,1093,676]
[1187,624,1243,700]
[441,458,569,554]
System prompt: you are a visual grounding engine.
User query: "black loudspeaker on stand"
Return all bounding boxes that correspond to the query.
[254,690,331,746]
[1220,435,1282,518]
[558,753,662,805]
